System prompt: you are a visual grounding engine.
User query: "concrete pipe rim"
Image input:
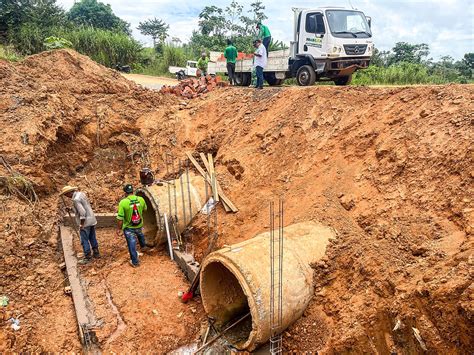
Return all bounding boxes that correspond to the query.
[136,187,162,246]
[200,253,260,351]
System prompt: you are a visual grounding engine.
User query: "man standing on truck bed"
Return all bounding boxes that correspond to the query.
[253,39,267,90]
[116,184,148,267]
[256,22,271,57]
[197,52,209,77]
[224,39,238,85]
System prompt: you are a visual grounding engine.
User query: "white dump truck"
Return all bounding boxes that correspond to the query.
[208,6,373,86]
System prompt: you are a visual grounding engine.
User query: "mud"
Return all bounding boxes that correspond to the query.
[0,50,472,353]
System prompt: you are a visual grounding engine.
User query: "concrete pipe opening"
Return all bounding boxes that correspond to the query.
[200,221,336,351]
[200,261,253,347]
[136,173,206,246]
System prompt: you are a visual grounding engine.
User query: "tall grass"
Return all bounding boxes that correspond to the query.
[57,27,142,67]
[9,23,141,67]
[353,62,448,85]
[0,45,23,61]
[134,44,189,76]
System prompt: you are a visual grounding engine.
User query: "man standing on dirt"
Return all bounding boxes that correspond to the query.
[253,39,267,90]
[256,22,271,57]
[224,39,238,85]
[61,186,100,264]
[197,52,209,77]
[116,184,148,267]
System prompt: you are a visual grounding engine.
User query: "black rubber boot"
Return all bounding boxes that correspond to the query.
[92,247,101,259]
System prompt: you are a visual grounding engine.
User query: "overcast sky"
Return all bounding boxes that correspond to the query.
[57,0,473,60]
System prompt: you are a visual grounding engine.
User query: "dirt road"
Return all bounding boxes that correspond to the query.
[122,73,178,90]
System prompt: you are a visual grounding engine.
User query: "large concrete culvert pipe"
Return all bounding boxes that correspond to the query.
[136,173,206,246]
[200,221,336,351]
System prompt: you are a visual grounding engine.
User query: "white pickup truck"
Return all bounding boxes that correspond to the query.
[169,60,216,80]
[208,6,373,86]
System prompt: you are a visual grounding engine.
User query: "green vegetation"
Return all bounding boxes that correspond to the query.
[353,43,473,85]
[43,36,72,50]
[0,44,22,61]
[0,0,471,84]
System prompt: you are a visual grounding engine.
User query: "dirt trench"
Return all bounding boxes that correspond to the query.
[0,50,473,353]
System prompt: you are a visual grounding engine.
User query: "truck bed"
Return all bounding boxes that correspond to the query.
[208,49,290,74]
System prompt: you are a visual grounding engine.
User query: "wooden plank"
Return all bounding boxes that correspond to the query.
[186,152,238,212]
[199,152,211,172]
[63,213,117,229]
[207,153,219,202]
[199,153,229,211]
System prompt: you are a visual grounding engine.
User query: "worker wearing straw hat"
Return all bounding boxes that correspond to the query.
[60,185,99,264]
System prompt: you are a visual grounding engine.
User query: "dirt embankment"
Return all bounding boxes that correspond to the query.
[0,49,472,353]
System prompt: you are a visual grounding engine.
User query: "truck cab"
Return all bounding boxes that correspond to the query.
[290,7,373,85]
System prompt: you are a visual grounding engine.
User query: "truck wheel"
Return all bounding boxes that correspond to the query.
[296,65,316,86]
[242,73,251,86]
[334,75,352,86]
[264,72,279,86]
[234,73,251,86]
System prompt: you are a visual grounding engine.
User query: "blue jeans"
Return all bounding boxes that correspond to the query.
[263,36,271,57]
[256,66,264,88]
[80,225,98,257]
[123,228,146,265]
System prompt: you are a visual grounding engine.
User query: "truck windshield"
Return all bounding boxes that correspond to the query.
[326,10,372,38]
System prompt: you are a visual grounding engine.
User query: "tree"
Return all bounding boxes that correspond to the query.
[137,18,169,47]
[389,42,430,65]
[225,0,244,36]
[67,0,130,35]
[462,53,473,69]
[198,6,226,37]
[0,0,66,41]
[240,0,267,35]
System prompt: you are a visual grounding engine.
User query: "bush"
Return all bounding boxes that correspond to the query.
[134,44,190,76]
[0,45,22,61]
[353,62,447,85]
[44,36,73,50]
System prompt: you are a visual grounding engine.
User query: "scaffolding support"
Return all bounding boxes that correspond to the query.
[270,198,283,354]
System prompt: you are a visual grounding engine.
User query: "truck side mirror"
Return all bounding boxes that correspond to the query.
[366,16,372,28]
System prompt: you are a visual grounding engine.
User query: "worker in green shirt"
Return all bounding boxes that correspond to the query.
[256,22,271,57]
[197,52,209,77]
[224,39,238,85]
[116,184,148,267]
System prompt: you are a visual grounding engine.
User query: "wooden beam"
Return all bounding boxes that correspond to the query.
[207,153,219,202]
[199,153,229,211]
[186,152,238,212]
[63,213,117,229]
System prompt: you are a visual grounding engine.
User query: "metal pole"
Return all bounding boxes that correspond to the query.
[179,160,187,227]
[185,161,193,224]
[163,213,174,260]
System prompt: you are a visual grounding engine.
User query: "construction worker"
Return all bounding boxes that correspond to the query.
[197,51,209,77]
[224,39,238,85]
[253,39,267,90]
[116,184,148,267]
[60,185,99,264]
[256,22,271,57]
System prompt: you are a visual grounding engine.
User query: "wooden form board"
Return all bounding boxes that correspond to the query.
[186,152,238,213]
[60,226,97,346]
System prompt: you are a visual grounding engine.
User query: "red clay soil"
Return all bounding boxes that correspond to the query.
[1,50,473,353]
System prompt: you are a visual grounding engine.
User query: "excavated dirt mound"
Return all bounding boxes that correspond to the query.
[0,49,472,353]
